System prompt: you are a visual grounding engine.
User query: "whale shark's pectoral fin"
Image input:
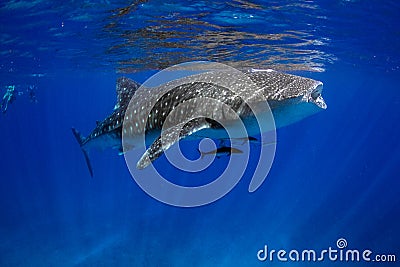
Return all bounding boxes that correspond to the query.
[136,118,212,169]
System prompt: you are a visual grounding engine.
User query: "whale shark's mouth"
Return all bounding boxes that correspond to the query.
[309,83,327,109]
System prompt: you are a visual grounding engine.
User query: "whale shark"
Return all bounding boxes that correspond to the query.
[72,68,327,176]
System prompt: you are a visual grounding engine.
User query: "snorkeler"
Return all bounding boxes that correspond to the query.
[1,85,17,113]
[27,85,38,103]
[0,85,39,114]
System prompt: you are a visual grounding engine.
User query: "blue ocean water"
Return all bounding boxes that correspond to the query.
[0,1,399,266]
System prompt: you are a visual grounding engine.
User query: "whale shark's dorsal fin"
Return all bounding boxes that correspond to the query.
[114,77,141,110]
[136,118,212,169]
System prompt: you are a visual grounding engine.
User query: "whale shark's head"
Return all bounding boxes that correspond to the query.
[267,80,327,128]
[246,69,327,128]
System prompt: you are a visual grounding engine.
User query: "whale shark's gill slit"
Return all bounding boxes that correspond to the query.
[72,128,94,177]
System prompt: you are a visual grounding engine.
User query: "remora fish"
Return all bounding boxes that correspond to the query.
[197,146,243,159]
[72,69,327,176]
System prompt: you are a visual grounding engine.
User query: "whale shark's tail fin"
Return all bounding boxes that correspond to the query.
[72,128,94,177]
